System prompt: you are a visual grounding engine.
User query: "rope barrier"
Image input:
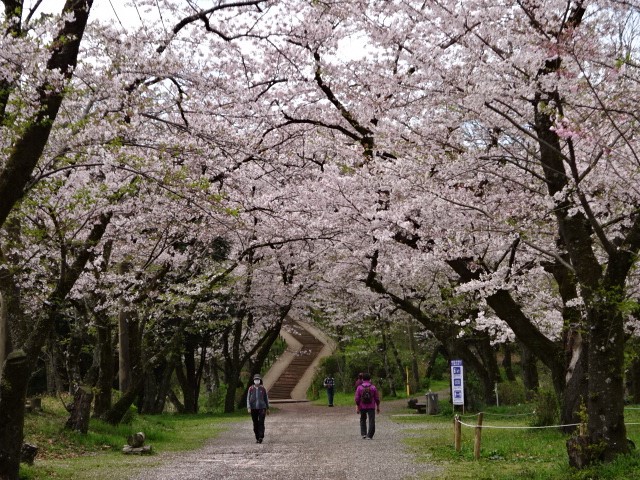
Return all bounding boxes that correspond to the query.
[476,412,535,417]
[457,420,581,430]
[459,411,534,419]
[457,420,640,430]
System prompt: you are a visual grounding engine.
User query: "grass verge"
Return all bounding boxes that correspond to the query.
[391,402,640,480]
[20,396,244,480]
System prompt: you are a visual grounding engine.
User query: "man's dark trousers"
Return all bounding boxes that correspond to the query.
[327,387,334,406]
[251,409,266,440]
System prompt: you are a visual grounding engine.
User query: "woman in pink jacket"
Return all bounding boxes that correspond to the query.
[354,373,381,439]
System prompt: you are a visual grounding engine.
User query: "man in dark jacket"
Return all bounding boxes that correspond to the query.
[354,372,381,439]
[323,374,335,407]
[247,373,270,443]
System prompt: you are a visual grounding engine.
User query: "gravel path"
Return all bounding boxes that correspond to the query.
[132,401,441,480]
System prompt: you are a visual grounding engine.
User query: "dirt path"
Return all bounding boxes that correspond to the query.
[132,401,441,480]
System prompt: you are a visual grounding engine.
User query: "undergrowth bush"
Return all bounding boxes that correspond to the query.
[497,381,527,405]
[531,388,559,426]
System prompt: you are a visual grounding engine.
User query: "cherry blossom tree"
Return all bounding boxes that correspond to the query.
[2,0,640,473]
[234,0,640,465]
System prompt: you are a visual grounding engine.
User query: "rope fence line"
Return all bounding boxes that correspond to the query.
[457,420,581,430]
[460,411,534,418]
[453,413,640,461]
[453,413,586,460]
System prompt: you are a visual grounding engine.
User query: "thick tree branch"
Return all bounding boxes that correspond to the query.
[0,0,93,228]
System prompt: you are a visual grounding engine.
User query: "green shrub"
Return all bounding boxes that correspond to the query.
[120,405,137,425]
[438,399,454,416]
[497,381,527,406]
[202,384,227,413]
[430,354,448,381]
[531,388,559,426]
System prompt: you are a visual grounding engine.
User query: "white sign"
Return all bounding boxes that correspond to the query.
[450,360,464,406]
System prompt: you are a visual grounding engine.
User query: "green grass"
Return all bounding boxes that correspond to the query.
[391,402,640,480]
[22,394,640,479]
[20,396,244,480]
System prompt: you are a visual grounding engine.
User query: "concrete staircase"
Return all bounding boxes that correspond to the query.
[267,322,326,401]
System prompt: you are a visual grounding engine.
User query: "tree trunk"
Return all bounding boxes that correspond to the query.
[518,341,539,395]
[0,351,29,480]
[560,328,588,431]
[223,369,241,414]
[380,325,397,396]
[629,356,640,404]
[93,312,113,417]
[100,373,143,425]
[141,371,159,414]
[167,390,186,413]
[384,320,406,382]
[543,256,589,430]
[118,300,132,393]
[502,343,516,382]
[425,345,444,379]
[64,386,94,434]
[46,334,69,393]
[0,213,110,479]
[155,359,178,414]
[140,359,176,415]
[175,358,197,414]
[0,237,21,382]
[176,332,207,414]
[478,334,500,391]
[585,306,628,461]
[407,321,421,388]
[0,293,6,380]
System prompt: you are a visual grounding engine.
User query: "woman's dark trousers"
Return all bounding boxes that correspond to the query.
[360,408,376,438]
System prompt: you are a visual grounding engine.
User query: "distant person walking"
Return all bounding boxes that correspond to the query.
[354,372,364,389]
[247,373,270,443]
[323,374,335,407]
[355,373,380,439]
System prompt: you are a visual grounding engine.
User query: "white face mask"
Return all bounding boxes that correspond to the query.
[254,379,261,385]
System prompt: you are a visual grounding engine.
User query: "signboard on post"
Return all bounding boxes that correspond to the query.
[450,360,464,407]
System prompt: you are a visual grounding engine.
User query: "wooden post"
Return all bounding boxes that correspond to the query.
[474,412,484,460]
[454,415,461,452]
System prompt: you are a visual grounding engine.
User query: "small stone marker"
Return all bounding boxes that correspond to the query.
[20,443,38,465]
[21,443,38,464]
[24,397,42,413]
[122,432,152,454]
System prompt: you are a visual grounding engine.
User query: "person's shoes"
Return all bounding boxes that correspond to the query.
[256,439,260,443]
[328,404,333,407]
[362,435,367,439]
[366,437,373,440]
[257,438,263,443]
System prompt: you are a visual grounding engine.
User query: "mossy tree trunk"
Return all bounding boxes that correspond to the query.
[518,341,539,395]
[533,44,637,459]
[0,351,28,480]
[502,343,516,382]
[65,386,94,434]
[93,310,114,417]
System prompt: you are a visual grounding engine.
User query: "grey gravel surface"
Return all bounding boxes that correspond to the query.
[132,401,441,480]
